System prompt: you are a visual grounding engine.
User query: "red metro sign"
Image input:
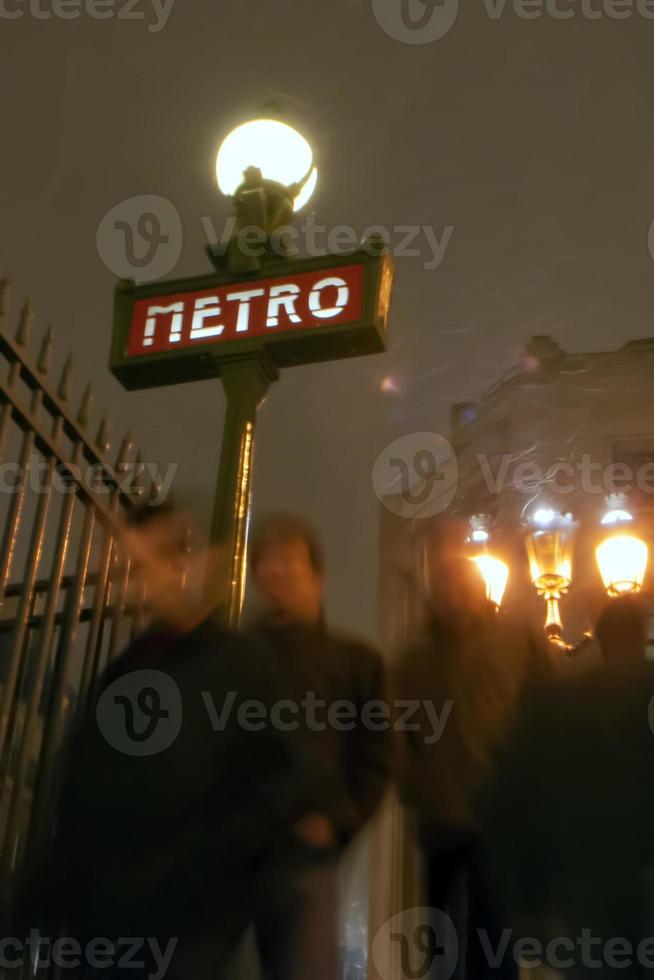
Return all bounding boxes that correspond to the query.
[111,249,393,390]
[128,264,363,355]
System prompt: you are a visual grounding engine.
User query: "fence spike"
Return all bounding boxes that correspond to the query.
[57,354,73,400]
[95,415,110,453]
[15,300,33,346]
[0,281,11,328]
[77,384,93,427]
[116,428,133,469]
[37,326,54,374]
[147,473,163,507]
[131,451,147,504]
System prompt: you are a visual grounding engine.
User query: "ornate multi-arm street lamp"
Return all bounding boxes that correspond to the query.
[110,111,394,626]
[467,497,650,652]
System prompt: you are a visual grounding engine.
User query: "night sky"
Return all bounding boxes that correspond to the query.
[2,0,654,640]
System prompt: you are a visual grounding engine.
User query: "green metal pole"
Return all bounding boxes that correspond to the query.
[207,352,278,627]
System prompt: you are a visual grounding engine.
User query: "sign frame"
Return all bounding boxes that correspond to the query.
[110,246,394,391]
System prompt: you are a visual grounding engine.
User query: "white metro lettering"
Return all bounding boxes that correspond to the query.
[266,284,301,328]
[136,268,358,351]
[190,296,223,340]
[226,289,265,332]
[308,277,349,319]
[144,302,183,346]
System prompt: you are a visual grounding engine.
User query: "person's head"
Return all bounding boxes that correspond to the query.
[122,503,197,628]
[250,514,324,625]
[595,595,647,663]
[422,516,489,619]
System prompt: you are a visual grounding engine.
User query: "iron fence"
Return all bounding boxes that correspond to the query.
[0,280,162,878]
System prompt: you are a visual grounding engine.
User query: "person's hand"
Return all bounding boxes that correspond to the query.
[294,813,336,848]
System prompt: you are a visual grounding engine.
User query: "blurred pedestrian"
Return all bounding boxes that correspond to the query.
[393,517,550,980]
[484,653,654,978]
[595,594,648,663]
[14,504,321,980]
[248,513,392,980]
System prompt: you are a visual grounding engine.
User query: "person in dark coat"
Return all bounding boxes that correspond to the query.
[247,513,392,980]
[595,593,648,663]
[393,519,551,980]
[484,655,654,978]
[14,506,321,980]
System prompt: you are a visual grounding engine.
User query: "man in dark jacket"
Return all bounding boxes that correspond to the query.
[393,530,551,980]
[16,506,320,980]
[248,513,392,980]
[484,658,654,978]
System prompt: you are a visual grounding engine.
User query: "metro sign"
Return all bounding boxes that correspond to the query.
[110,248,394,390]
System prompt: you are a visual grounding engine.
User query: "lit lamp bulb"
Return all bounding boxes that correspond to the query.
[216,118,317,212]
[470,555,509,608]
[213,117,317,273]
[524,507,576,645]
[467,514,509,609]
[595,496,648,596]
[525,508,575,594]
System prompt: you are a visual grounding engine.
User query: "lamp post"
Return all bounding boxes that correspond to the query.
[206,115,318,623]
[110,112,394,629]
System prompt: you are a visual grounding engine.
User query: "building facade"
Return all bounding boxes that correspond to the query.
[369,335,654,979]
[379,334,654,652]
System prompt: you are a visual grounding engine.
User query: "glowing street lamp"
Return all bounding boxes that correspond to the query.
[216,118,317,209]
[525,507,576,644]
[471,555,509,608]
[214,116,317,273]
[595,495,648,596]
[467,515,509,609]
[464,498,648,655]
